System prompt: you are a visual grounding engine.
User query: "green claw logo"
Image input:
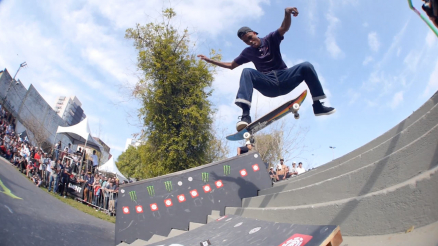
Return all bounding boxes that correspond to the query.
[129,191,137,201]
[164,181,173,192]
[202,172,209,182]
[147,186,155,197]
[224,165,231,176]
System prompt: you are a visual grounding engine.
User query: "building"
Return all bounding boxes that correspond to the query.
[54,96,86,126]
[124,138,143,151]
[93,137,111,164]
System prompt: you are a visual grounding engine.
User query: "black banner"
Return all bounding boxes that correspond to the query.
[67,179,86,199]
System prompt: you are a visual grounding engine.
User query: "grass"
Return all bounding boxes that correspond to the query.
[39,186,116,224]
[15,166,116,224]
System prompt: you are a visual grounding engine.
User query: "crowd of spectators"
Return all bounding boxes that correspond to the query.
[268,158,307,182]
[0,105,122,215]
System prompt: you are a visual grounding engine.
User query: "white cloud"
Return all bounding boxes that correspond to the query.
[403,50,422,72]
[362,56,373,66]
[368,32,380,52]
[347,89,360,105]
[307,0,318,35]
[425,31,436,48]
[390,91,404,109]
[325,12,344,59]
[422,58,438,98]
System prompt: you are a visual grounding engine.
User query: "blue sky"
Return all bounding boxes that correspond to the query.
[0,0,437,170]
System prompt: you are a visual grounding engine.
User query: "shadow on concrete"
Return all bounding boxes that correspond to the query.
[211,172,258,216]
[328,120,406,226]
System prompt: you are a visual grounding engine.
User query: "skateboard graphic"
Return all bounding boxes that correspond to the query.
[226,90,307,141]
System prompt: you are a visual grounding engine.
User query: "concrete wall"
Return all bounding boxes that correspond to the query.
[226,90,438,236]
[0,69,71,151]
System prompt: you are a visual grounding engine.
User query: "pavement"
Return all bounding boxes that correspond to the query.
[0,157,115,246]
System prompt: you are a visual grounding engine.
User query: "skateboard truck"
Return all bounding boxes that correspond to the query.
[290,103,300,119]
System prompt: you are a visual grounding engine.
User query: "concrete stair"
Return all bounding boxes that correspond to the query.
[118,210,221,245]
[225,91,438,240]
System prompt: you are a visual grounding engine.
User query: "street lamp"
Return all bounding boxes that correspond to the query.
[3,62,27,104]
[329,146,336,160]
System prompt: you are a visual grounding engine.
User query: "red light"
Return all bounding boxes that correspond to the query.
[203,184,212,193]
[240,169,248,177]
[177,194,186,203]
[252,164,259,172]
[164,199,173,207]
[135,205,143,213]
[215,180,223,188]
[190,189,199,198]
[122,206,130,214]
[150,203,159,211]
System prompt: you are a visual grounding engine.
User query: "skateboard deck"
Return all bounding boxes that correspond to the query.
[226,90,307,141]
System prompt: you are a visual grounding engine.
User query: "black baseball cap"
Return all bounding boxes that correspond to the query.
[237,26,258,39]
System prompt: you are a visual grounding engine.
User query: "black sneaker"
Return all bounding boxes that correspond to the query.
[236,115,252,131]
[313,101,336,116]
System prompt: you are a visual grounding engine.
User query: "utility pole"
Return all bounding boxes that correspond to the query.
[3,62,27,105]
[329,146,336,160]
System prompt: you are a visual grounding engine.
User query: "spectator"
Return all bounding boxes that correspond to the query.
[91,150,99,174]
[59,161,71,197]
[237,140,253,155]
[48,161,59,193]
[277,158,288,180]
[297,162,306,175]
[268,166,277,182]
[67,143,73,155]
[54,140,62,160]
[92,174,101,206]
[83,172,94,202]
[288,161,299,177]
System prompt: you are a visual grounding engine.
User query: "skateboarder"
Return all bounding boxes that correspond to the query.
[198,7,335,131]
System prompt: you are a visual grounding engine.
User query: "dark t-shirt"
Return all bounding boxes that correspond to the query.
[234,30,287,73]
[239,146,249,154]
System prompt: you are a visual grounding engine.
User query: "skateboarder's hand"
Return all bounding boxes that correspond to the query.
[285,7,299,17]
[197,54,209,62]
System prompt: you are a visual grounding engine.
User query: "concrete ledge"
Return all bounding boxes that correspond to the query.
[262,102,438,195]
[244,123,438,207]
[308,91,438,175]
[227,165,438,236]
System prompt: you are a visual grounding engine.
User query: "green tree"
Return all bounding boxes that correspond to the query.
[116,146,143,179]
[125,8,221,177]
[254,120,309,166]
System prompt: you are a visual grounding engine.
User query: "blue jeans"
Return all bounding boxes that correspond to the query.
[48,175,59,193]
[235,62,326,108]
[54,149,59,160]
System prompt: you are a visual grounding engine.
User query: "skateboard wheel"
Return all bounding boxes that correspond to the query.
[243,132,251,139]
[292,103,300,111]
[294,113,300,119]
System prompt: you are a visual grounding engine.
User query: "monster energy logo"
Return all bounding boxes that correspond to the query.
[202,172,209,182]
[147,186,155,197]
[224,165,231,176]
[164,181,173,192]
[129,191,137,201]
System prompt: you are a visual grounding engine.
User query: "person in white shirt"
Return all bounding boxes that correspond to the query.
[296,162,306,175]
[91,150,99,174]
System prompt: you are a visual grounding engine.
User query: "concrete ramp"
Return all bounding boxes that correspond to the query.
[227,91,438,237]
[115,152,272,244]
[119,215,342,246]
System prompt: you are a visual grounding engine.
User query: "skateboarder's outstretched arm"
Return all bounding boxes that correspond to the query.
[197,55,240,70]
[278,7,299,36]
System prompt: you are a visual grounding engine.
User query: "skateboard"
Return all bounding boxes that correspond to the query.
[226,90,307,141]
